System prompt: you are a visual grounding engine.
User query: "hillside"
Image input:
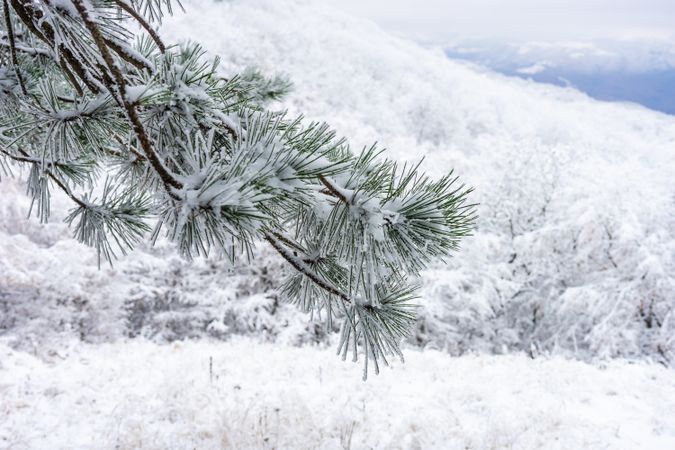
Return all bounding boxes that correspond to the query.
[163,0,675,361]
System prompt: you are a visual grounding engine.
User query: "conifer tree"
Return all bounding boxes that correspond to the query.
[0,0,475,378]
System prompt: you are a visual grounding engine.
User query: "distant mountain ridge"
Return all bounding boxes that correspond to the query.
[444,38,675,114]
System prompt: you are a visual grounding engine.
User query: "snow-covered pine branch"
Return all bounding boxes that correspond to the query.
[0,0,475,378]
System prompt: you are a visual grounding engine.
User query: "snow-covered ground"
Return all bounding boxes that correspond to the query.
[2,0,675,448]
[2,338,675,450]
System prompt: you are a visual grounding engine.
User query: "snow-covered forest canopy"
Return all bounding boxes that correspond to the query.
[1,0,674,448]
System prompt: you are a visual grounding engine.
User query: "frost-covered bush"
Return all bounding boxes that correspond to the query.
[0,184,331,353]
[122,246,332,344]
[414,141,675,364]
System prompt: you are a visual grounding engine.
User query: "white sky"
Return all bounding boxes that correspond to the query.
[324,0,675,41]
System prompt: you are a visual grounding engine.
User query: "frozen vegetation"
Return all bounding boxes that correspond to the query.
[1,0,674,448]
[2,339,675,449]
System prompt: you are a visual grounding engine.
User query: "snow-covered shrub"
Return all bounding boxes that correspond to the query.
[413,140,674,363]
[121,247,332,344]
[0,177,332,350]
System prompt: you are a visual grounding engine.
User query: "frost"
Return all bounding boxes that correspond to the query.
[125,84,155,103]
[51,0,79,17]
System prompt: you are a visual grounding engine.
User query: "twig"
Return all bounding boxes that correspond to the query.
[270,230,304,253]
[112,134,146,161]
[104,37,152,71]
[268,231,323,264]
[72,0,182,191]
[319,175,349,204]
[264,231,351,303]
[113,0,166,53]
[3,0,27,94]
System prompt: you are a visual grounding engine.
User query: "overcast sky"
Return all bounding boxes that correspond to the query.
[324,0,675,41]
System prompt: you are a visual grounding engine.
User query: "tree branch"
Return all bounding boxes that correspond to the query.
[113,0,166,53]
[2,0,27,94]
[71,0,182,192]
[264,231,351,303]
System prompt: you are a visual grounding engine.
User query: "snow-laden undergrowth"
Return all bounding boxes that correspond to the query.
[1,338,674,449]
[1,0,674,363]
[0,178,318,353]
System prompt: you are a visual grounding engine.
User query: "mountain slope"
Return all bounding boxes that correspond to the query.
[1,0,673,361]
[161,0,675,360]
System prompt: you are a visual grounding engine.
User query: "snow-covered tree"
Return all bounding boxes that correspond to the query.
[0,0,474,377]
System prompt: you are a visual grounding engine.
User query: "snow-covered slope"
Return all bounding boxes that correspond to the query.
[2,338,675,449]
[161,0,675,360]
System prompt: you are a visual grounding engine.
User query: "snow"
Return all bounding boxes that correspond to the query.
[2,0,675,447]
[2,338,675,450]
[125,84,154,103]
[50,0,79,18]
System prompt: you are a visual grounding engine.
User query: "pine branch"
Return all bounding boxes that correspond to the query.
[113,0,165,53]
[71,0,181,191]
[9,0,104,93]
[264,231,351,303]
[2,0,27,94]
[1,145,88,208]
[0,0,476,378]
